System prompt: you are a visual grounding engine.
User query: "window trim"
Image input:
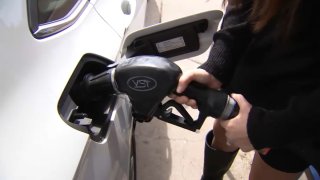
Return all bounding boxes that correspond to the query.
[27,0,90,39]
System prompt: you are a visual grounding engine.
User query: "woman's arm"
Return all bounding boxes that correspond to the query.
[247,88,320,150]
[219,89,320,153]
[199,0,253,85]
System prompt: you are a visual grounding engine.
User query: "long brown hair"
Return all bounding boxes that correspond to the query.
[224,0,301,33]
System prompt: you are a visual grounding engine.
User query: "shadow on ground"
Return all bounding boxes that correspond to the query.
[135,119,172,180]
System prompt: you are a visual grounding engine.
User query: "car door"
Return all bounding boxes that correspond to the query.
[60,9,222,179]
[0,0,145,180]
[92,0,147,38]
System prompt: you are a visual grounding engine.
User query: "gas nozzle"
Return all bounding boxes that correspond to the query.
[82,69,115,95]
[82,56,182,121]
[181,82,239,120]
[80,55,239,131]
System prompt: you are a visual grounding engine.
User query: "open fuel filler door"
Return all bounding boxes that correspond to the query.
[121,10,223,61]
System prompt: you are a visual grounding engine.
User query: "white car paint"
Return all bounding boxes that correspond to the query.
[92,0,137,37]
[0,0,145,179]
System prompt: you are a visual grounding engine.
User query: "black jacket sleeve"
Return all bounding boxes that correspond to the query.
[199,1,253,84]
[248,88,320,150]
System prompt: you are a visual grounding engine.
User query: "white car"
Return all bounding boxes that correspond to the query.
[0,0,222,179]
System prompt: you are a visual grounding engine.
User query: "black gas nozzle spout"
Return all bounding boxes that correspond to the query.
[82,69,116,96]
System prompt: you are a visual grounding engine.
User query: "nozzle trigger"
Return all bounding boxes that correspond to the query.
[154,100,207,132]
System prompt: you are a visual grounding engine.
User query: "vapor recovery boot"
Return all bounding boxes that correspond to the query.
[201,130,238,180]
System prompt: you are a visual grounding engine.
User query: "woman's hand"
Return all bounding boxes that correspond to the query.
[219,94,254,152]
[170,69,222,108]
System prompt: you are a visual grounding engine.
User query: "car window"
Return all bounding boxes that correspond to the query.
[27,0,89,39]
[37,0,80,24]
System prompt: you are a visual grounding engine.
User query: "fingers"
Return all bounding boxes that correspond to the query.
[169,95,197,108]
[173,70,203,108]
[176,69,222,93]
[188,99,197,109]
[173,69,222,109]
[219,94,254,152]
[230,93,243,102]
[230,93,246,106]
[176,70,195,93]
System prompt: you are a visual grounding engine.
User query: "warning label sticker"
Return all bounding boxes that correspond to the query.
[155,37,186,53]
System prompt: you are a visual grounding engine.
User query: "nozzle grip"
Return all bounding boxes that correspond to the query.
[181,82,239,120]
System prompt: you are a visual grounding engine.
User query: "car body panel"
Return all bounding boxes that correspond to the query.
[0,0,139,179]
[92,0,137,37]
[74,95,133,180]
[94,0,148,33]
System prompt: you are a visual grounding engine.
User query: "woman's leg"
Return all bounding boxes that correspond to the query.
[212,120,239,152]
[201,121,239,180]
[249,152,303,180]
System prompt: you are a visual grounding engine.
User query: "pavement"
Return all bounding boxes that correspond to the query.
[135,0,309,179]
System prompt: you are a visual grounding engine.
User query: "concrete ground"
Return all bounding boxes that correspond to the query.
[135,0,310,179]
